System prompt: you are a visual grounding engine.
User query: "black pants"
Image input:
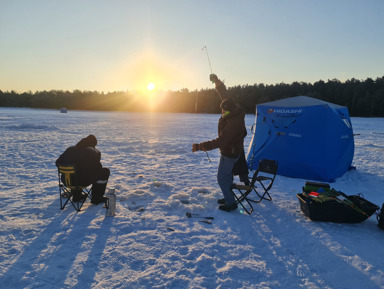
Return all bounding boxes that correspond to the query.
[91,168,110,201]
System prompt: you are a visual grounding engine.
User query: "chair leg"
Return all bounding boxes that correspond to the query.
[69,199,84,211]
[60,197,70,210]
[248,187,272,203]
[68,189,88,211]
[238,197,254,215]
[258,191,272,202]
[59,187,89,212]
[231,188,254,215]
[85,187,92,200]
[60,186,71,210]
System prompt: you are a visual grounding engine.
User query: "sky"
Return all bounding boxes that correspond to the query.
[0,0,383,93]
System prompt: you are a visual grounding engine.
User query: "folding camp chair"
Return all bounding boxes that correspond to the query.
[231,159,278,215]
[58,165,92,211]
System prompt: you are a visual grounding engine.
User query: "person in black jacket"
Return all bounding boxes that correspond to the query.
[56,135,110,205]
[192,74,248,212]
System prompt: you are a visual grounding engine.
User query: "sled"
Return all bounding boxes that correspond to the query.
[297,182,379,223]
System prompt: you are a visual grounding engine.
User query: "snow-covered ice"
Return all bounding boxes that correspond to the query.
[1,107,384,289]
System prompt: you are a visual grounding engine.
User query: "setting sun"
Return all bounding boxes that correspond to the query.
[147,83,155,91]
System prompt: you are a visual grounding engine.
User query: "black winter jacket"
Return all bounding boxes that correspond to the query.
[56,146,102,185]
[200,107,247,158]
[199,79,247,158]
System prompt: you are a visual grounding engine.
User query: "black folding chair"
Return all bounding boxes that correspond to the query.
[58,165,92,211]
[231,159,278,215]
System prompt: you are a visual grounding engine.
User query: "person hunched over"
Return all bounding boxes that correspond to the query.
[192,74,248,212]
[56,134,110,205]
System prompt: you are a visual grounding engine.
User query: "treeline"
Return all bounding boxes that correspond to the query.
[1,76,384,116]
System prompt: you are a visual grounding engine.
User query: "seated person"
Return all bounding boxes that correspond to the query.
[56,134,110,205]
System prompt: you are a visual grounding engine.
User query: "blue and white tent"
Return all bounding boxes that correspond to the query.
[246,96,355,182]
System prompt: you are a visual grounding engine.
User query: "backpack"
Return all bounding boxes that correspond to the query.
[378,203,384,230]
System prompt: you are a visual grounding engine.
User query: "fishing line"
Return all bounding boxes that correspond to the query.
[201,46,214,162]
[202,46,213,74]
[205,151,212,162]
[195,91,211,162]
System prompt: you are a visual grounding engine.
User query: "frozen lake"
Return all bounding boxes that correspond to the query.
[1,107,384,288]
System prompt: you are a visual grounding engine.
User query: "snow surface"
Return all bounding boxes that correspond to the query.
[1,107,384,289]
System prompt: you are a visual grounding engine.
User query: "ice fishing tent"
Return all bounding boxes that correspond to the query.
[246,96,354,182]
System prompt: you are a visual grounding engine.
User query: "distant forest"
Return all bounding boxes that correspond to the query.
[1,76,384,116]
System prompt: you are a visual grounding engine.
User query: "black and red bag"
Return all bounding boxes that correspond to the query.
[297,181,379,223]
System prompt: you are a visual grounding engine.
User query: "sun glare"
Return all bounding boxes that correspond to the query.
[147,83,155,91]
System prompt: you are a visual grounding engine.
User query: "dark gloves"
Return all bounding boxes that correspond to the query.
[192,143,200,152]
[192,143,207,152]
[209,74,219,84]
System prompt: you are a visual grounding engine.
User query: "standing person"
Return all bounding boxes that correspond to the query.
[192,74,248,212]
[56,134,110,205]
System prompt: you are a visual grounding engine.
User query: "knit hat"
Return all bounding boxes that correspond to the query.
[76,134,97,148]
[220,98,237,112]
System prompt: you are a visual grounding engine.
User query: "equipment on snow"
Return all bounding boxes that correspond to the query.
[186,212,214,219]
[297,181,379,223]
[105,188,116,217]
[200,220,212,224]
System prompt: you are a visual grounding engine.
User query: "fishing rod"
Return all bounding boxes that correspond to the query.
[194,45,216,162]
[202,46,213,74]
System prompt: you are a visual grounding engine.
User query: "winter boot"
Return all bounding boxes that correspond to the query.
[218,203,238,212]
[217,198,226,204]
